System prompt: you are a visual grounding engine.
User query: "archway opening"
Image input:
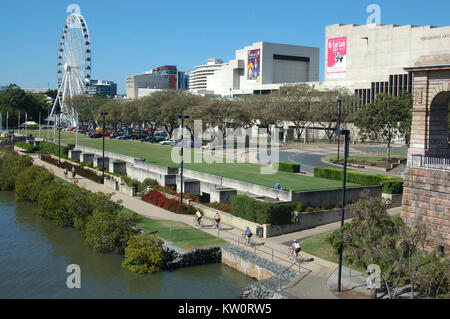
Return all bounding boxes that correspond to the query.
[428,91,450,158]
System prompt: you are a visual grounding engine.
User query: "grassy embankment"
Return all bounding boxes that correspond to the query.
[28,129,360,192]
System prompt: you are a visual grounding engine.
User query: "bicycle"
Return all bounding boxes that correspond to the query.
[240,233,254,246]
[288,247,304,262]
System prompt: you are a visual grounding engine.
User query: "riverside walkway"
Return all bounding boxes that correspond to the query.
[32,155,400,299]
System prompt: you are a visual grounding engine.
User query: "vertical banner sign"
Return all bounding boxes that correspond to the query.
[0,112,3,131]
[327,37,347,79]
[247,49,261,82]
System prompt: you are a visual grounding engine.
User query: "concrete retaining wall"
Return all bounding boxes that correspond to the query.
[163,246,222,270]
[291,185,382,207]
[263,209,355,237]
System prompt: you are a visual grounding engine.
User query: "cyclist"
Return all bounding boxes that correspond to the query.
[214,212,221,229]
[195,210,202,226]
[291,240,302,258]
[243,226,252,244]
[64,168,69,178]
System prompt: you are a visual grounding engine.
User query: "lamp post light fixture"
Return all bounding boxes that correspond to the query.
[101,112,108,178]
[178,114,190,204]
[336,128,350,294]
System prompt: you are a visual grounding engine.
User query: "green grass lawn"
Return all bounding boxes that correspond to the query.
[326,154,407,164]
[122,208,227,251]
[29,130,360,191]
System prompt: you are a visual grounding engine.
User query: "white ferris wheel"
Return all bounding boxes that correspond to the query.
[50,12,92,126]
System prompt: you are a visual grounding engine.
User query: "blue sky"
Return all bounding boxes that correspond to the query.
[1,0,450,94]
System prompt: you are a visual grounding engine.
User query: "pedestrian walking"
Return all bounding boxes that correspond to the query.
[71,166,76,179]
[64,168,68,178]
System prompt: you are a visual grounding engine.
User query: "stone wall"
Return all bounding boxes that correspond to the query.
[162,246,222,270]
[401,167,450,252]
[221,245,298,299]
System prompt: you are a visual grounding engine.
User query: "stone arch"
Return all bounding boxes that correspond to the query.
[426,91,450,157]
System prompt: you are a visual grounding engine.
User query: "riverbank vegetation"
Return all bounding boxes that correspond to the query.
[0,149,165,274]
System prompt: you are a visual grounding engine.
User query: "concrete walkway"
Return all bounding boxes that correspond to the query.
[31,155,401,299]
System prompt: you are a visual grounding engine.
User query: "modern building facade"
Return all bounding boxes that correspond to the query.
[126,65,189,99]
[188,58,225,94]
[190,42,319,97]
[320,24,450,104]
[86,80,118,98]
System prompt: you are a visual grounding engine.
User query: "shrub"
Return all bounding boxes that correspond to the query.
[15,142,39,153]
[314,167,404,194]
[15,165,54,202]
[39,141,72,158]
[207,202,232,213]
[231,194,294,225]
[141,190,196,215]
[83,210,138,254]
[275,161,300,173]
[0,151,33,191]
[294,201,303,212]
[321,202,332,211]
[143,178,159,189]
[382,179,404,195]
[122,234,165,274]
[35,180,74,227]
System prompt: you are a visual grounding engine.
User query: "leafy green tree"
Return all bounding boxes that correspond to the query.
[354,92,412,161]
[0,151,33,191]
[83,210,138,254]
[35,180,74,227]
[312,88,357,142]
[14,165,54,202]
[122,234,165,274]
[67,95,109,126]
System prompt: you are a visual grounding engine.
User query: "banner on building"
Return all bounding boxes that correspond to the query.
[327,37,347,79]
[247,49,261,82]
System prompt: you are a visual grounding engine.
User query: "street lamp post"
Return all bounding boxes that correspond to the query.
[58,112,61,166]
[178,115,190,204]
[101,112,108,178]
[337,100,342,162]
[336,128,350,294]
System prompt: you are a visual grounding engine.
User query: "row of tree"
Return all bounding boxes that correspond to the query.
[0,84,55,127]
[68,84,367,141]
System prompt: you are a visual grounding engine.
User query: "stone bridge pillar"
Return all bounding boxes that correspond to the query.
[402,54,450,253]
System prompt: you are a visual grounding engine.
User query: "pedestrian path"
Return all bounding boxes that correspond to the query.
[32,156,400,299]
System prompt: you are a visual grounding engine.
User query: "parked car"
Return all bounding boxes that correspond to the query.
[160,139,178,146]
[90,132,102,138]
[141,136,156,143]
[154,130,168,137]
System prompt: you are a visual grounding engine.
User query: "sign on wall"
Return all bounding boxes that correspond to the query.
[247,49,261,82]
[327,37,347,79]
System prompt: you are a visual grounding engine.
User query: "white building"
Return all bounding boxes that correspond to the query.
[320,24,450,103]
[190,42,319,97]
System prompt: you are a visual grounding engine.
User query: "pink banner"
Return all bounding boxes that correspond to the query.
[327,37,347,79]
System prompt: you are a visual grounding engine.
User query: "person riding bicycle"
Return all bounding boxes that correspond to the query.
[214,212,221,229]
[195,210,202,226]
[291,240,302,258]
[64,168,68,178]
[71,166,76,179]
[243,226,252,244]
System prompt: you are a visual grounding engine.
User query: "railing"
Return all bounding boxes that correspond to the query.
[411,155,450,171]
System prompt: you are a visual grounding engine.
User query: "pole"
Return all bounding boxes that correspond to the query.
[102,112,106,178]
[337,100,342,162]
[47,110,49,140]
[180,115,184,204]
[58,113,61,166]
[39,112,41,138]
[337,129,350,293]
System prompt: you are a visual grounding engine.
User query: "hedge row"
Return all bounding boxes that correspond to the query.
[40,154,104,184]
[313,167,404,194]
[15,142,39,153]
[275,161,300,173]
[231,194,294,225]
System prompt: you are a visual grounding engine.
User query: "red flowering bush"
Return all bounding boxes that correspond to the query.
[156,186,200,202]
[141,190,196,215]
[208,202,232,213]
